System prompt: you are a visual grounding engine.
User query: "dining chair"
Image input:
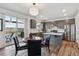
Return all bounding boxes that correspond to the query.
[41,35,51,54]
[5,33,14,42]
[13,36,28,56]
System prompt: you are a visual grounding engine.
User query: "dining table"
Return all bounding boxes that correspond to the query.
[23,36,42,56]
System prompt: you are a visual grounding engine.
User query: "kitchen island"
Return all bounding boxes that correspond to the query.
[43,32,64,54]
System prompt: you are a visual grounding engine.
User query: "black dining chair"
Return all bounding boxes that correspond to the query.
[13,36,28,56]
[41,35,51,53]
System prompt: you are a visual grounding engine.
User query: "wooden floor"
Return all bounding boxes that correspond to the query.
[0,43,49,56]
[0,40,79,56]
[51,40,79,56]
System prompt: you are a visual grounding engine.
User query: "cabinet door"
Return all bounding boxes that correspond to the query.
[64,24,71,41]
[71,24,75,41]
[30,19,36,29]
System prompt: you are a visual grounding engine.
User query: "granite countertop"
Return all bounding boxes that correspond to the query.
[43,32,63,36]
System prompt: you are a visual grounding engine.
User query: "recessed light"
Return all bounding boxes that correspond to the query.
[40,15,43,18]
[64,13,67,16]
[62,9,66,13]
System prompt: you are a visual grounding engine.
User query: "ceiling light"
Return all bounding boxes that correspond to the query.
[62,9,66,13]
[39,15,48,19]
[64,13,67,16]
[29,3,39,16]
[40,15,43,18]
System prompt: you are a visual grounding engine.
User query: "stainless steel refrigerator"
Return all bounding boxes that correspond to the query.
[64,24,76,42]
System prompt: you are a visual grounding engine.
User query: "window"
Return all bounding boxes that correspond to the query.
[11,16,16,21]
[17,19,24,23]
[5,16,11,21]
[5,16,17,28]
[4,15,25,43]
[5,16,24,29]
[18,23,24,28]
[17,19,24,28]
[5,22,16,28]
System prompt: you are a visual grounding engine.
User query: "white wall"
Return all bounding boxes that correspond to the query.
[0,14,6,48]
[24,18,30,38]
[75,11,79,44]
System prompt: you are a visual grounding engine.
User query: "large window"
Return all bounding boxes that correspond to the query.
[17,19,24,28]
[11,16,16,21]
[18,23,24,28]
[5,16,17,28]
[5,16,24,41]
[5,16,24,29]
[5,16,10,21]
[17,19,24,39]
[5,22,16,28]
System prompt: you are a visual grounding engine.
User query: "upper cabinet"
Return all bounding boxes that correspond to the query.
[30,19,36,29]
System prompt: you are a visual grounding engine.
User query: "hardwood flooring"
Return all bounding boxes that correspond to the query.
[0,40,79,56]
[51,40,79,56]
[0,42,49,56]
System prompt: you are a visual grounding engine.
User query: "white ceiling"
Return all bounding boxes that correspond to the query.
[0,3,79,19]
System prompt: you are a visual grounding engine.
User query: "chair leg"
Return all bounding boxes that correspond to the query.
[15,50,18,56]
[48,47,50,55]
[48,46,50,52]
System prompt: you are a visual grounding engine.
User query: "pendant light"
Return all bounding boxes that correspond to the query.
[29,3,39,16]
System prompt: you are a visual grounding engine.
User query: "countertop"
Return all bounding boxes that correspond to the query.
[43,32,63,36]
